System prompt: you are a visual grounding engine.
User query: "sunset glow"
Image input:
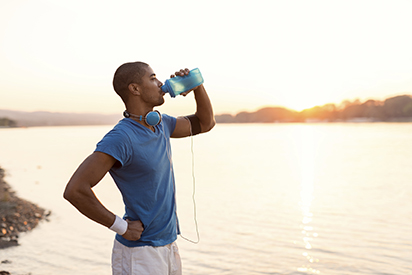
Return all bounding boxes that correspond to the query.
[1,0,412,116]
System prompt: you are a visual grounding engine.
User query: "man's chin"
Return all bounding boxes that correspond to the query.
[155,98,165,107]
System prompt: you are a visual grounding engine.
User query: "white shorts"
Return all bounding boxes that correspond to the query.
[111,239,182,275]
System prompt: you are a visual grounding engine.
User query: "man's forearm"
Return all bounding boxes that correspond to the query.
[64,179,116,228]
[194,84,215,132]
[64,179,144,240]
[65,186,115,228]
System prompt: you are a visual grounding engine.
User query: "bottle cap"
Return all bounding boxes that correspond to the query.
[161,82,177,97]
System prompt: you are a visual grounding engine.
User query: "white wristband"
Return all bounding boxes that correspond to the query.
[109,215,128,235]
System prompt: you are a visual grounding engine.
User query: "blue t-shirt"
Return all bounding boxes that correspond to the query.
[95,114,178,247]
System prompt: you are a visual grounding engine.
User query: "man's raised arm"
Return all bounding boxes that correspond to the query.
[171,69,215,138]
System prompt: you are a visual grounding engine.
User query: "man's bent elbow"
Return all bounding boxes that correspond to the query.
[202,118,216,133]
[63,185,74,203]
[63,183,81,205]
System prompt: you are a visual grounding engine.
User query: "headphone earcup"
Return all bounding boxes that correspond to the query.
[145,111,161,126]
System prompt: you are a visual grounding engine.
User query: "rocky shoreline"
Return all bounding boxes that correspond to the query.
[0,167,50,275]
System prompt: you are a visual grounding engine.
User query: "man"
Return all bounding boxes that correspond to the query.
[63,61,215,274]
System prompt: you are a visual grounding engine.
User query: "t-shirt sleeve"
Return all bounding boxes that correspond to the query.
[95,129,131,167]
[161,114,177,137]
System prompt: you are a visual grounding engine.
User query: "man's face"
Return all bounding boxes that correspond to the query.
[138,66,165,107]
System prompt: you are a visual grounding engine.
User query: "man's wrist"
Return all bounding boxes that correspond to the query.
[194,84,205,93]
[109,215,128,235]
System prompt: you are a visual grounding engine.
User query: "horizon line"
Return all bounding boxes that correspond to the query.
[1,93,411,117]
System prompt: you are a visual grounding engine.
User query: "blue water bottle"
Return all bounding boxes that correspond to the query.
[161,68,204,98]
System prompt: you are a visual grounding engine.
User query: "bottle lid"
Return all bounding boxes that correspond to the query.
[161,82,177,97]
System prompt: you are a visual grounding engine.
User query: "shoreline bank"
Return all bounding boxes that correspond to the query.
[0,167,50,275]
[0,167,50,249]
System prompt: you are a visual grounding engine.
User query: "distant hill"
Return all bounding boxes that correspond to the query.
[0,109,122,127]
[215,94,412,123]
[2,94,412,127]
[216,107,298,123]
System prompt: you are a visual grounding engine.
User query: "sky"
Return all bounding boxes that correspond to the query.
[1,0,412,116]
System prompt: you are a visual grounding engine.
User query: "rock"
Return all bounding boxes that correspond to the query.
[1,260,11,264]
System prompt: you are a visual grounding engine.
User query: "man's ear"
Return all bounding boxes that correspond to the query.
[128,83,141,96]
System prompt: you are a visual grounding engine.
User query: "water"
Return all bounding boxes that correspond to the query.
[0,123,411,274]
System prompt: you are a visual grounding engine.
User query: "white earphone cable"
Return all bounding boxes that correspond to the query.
[162,117,200,244]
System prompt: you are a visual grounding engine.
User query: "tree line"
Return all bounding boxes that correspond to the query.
[215,94,412,123]
[0,118,17,127]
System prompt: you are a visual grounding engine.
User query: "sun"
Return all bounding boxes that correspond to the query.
[280,91,336,112]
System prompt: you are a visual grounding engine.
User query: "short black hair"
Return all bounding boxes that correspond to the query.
[112,61,149,103]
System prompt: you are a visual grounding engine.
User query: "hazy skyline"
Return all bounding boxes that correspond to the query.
[1,0,412,117]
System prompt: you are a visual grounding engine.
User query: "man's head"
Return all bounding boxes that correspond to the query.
[113,62,165,109]
[113,61,149,104]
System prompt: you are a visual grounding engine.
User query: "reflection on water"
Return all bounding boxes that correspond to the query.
[1,124,412,274]
[296,126,320,274]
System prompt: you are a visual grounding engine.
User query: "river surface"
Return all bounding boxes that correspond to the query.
[0,123,411,274]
